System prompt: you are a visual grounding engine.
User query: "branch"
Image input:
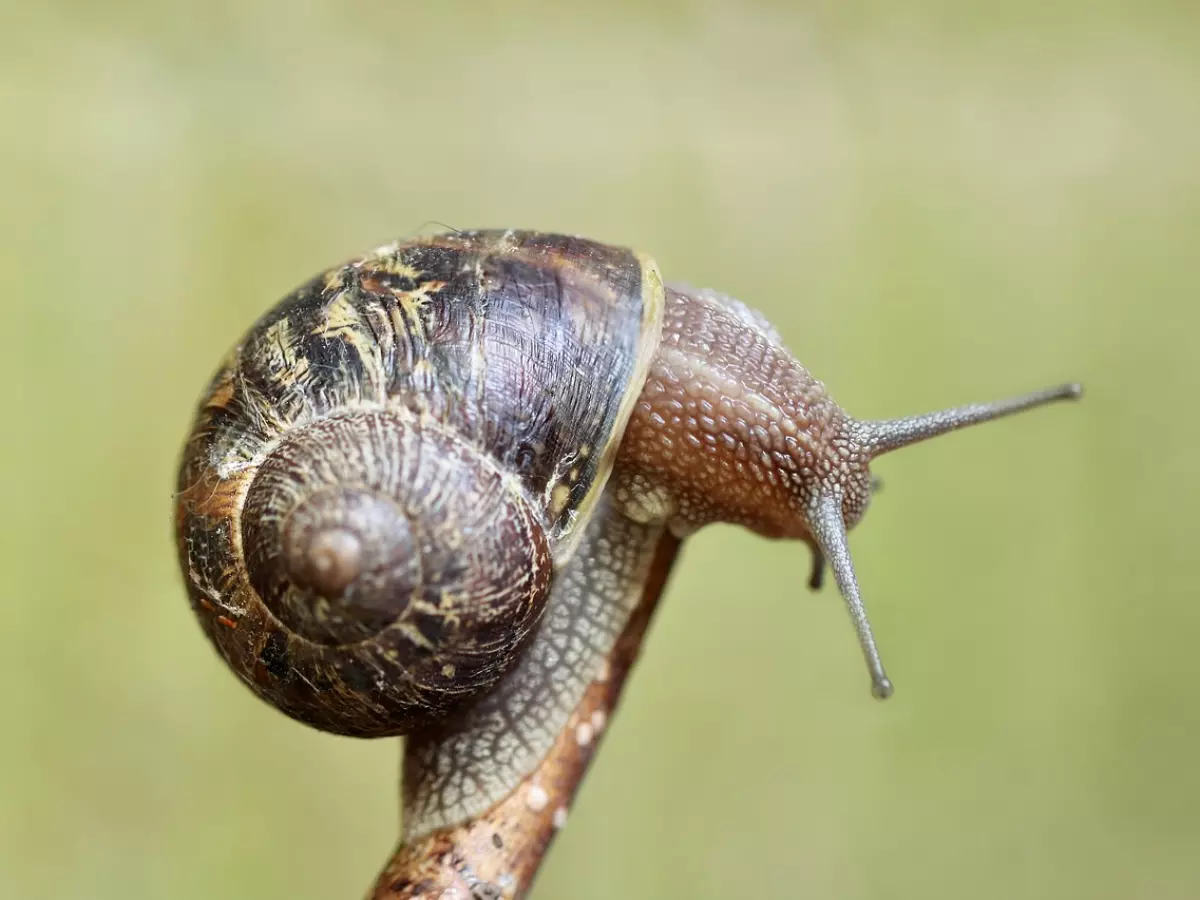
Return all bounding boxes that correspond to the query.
[368,532,682,900]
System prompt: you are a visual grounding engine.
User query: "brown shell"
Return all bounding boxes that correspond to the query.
[175,230,665,736]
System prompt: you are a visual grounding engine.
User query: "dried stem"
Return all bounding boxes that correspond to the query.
[368,532,683,900]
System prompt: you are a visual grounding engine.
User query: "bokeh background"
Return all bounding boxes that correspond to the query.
[4,1,1197,898]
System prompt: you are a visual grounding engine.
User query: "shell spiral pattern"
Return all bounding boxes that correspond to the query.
[174,230,664,737]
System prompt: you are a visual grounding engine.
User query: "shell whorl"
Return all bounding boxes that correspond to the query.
[175,229,664,738]
[242,418,427,648]
[215,408,553,736]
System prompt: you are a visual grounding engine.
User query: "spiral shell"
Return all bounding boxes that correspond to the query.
[175,230,665,736]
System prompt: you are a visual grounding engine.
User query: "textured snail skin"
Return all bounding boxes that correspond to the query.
[401,493,665,835]
[614,283,867,537]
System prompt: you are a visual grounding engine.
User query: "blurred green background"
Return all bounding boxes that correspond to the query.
[4,1,1197,898]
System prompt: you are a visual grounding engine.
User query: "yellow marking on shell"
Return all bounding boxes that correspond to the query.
[261,317,294,363]
[258,317,313,400]
[548,483,573,520]
[370,255,422,280]
[396,279,445,324]
[286,352,311,388]
[199,344,243,412]
[410,591,463,631]
[361,301,396,367]
[396,621,435,651]
[322,266,349,293]
[244,384,290,439]
[314,292,386,397]
[389,297,425,345]
[407,597,444,616]
[314,292,362,338]
[442,663,456,678]
[205,366,237,411]
[179,472,256,604]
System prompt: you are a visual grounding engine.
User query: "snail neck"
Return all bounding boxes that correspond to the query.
[616,285,867,541]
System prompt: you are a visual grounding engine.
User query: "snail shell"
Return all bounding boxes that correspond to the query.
[175,230,665,737]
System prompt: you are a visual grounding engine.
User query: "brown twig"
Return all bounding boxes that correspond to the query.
[368,532,682,900]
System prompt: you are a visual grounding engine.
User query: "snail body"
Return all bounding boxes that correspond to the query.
[175,228,1080,837]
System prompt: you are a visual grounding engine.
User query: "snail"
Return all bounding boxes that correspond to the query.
[174,229,1081,839]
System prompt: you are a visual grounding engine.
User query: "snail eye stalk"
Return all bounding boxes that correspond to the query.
[808,382,1083,699]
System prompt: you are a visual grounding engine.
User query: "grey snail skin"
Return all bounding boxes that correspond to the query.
[174,229,1081,840]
